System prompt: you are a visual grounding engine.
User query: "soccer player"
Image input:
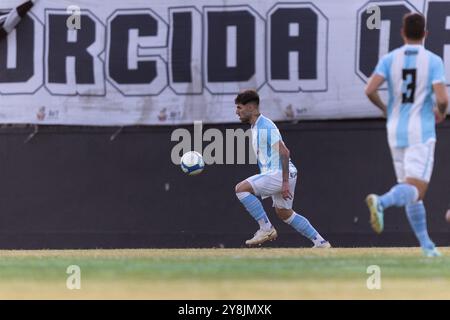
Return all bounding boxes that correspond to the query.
[234,89,330,248]
[364,13,448,257]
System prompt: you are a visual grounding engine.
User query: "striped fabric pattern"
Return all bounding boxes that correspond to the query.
[374,44,446,148]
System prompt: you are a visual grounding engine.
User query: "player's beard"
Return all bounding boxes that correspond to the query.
[239,114,251,124]
[240,117,250,124]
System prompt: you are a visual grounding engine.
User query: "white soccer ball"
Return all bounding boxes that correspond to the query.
[180,151,205,175]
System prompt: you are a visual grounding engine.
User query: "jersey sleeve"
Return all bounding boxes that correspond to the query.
[430,55,446,85]
[268,123,282,148]
[373,54,390,78]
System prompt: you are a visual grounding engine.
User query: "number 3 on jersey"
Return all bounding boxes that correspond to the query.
[402,69,416,103]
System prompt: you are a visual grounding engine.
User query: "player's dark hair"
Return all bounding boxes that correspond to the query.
[235,89,259,106]
[403,13,426,40]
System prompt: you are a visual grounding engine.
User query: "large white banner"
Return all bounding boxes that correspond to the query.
[0,0,448,125]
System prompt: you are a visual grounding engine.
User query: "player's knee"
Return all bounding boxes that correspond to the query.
[416,184,428,200]
[275,208,293,221]
[235,181,253,194]
[235,182,248,195]
[405,180,427,201]
[235,183,252,201]
[416,190,425,201]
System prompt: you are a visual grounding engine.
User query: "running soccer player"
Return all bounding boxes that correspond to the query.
[234,89,330,248]
[364,13,448,257]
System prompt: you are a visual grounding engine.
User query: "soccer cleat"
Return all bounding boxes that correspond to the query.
[423,247,442,258]
[245,227,278,246]
[366,194,384,234]
[313,240,332,248]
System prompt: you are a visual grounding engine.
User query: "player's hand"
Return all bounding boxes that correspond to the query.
[281,181,292,200]
[434,108,446,124]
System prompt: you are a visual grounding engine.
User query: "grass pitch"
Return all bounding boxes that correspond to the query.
[0,247,449,299]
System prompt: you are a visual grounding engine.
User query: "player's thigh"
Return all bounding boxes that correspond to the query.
[404,140,435,183]
[272,175,297,210]
[246,171,282,197]
[390,146,406,183]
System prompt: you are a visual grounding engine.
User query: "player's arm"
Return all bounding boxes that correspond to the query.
[432,83,448,124]
[430,57,448,124]
[365,74,387,117]
[273,140,292,200]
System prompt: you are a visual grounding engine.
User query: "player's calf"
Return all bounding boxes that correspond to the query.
[282,211,330,248]
[405,200,438,255]
[236,181,274,245]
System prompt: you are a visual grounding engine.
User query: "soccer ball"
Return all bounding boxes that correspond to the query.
[180,151,205,175]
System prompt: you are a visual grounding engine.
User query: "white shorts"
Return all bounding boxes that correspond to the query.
[246,170,298,209]
[390,139,435,183]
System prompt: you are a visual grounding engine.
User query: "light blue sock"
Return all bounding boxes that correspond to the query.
[405,201,435,250]
[284,213,319,241]
[379,183,418,209]
[236,192,271,228]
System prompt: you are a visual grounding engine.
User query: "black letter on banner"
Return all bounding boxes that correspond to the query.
[107,10,168,95]
[48,15,95,84]
[0,14,34,83]
[169,8,202,94]
[205,6,265,94]
[271,8,317,80]
[109,15,156,83]
[46,11,104,95]
[207,10,254,82]
[426,2,450,63]
[0,11,43,94]
[267,3,327,92]
[172,12,192,82]
[357,2,414,81]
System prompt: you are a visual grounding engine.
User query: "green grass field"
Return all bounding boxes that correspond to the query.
[0,247,449,299]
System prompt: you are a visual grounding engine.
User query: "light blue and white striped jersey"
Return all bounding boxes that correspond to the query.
[251,114,297,174]
[374,44,446,148]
